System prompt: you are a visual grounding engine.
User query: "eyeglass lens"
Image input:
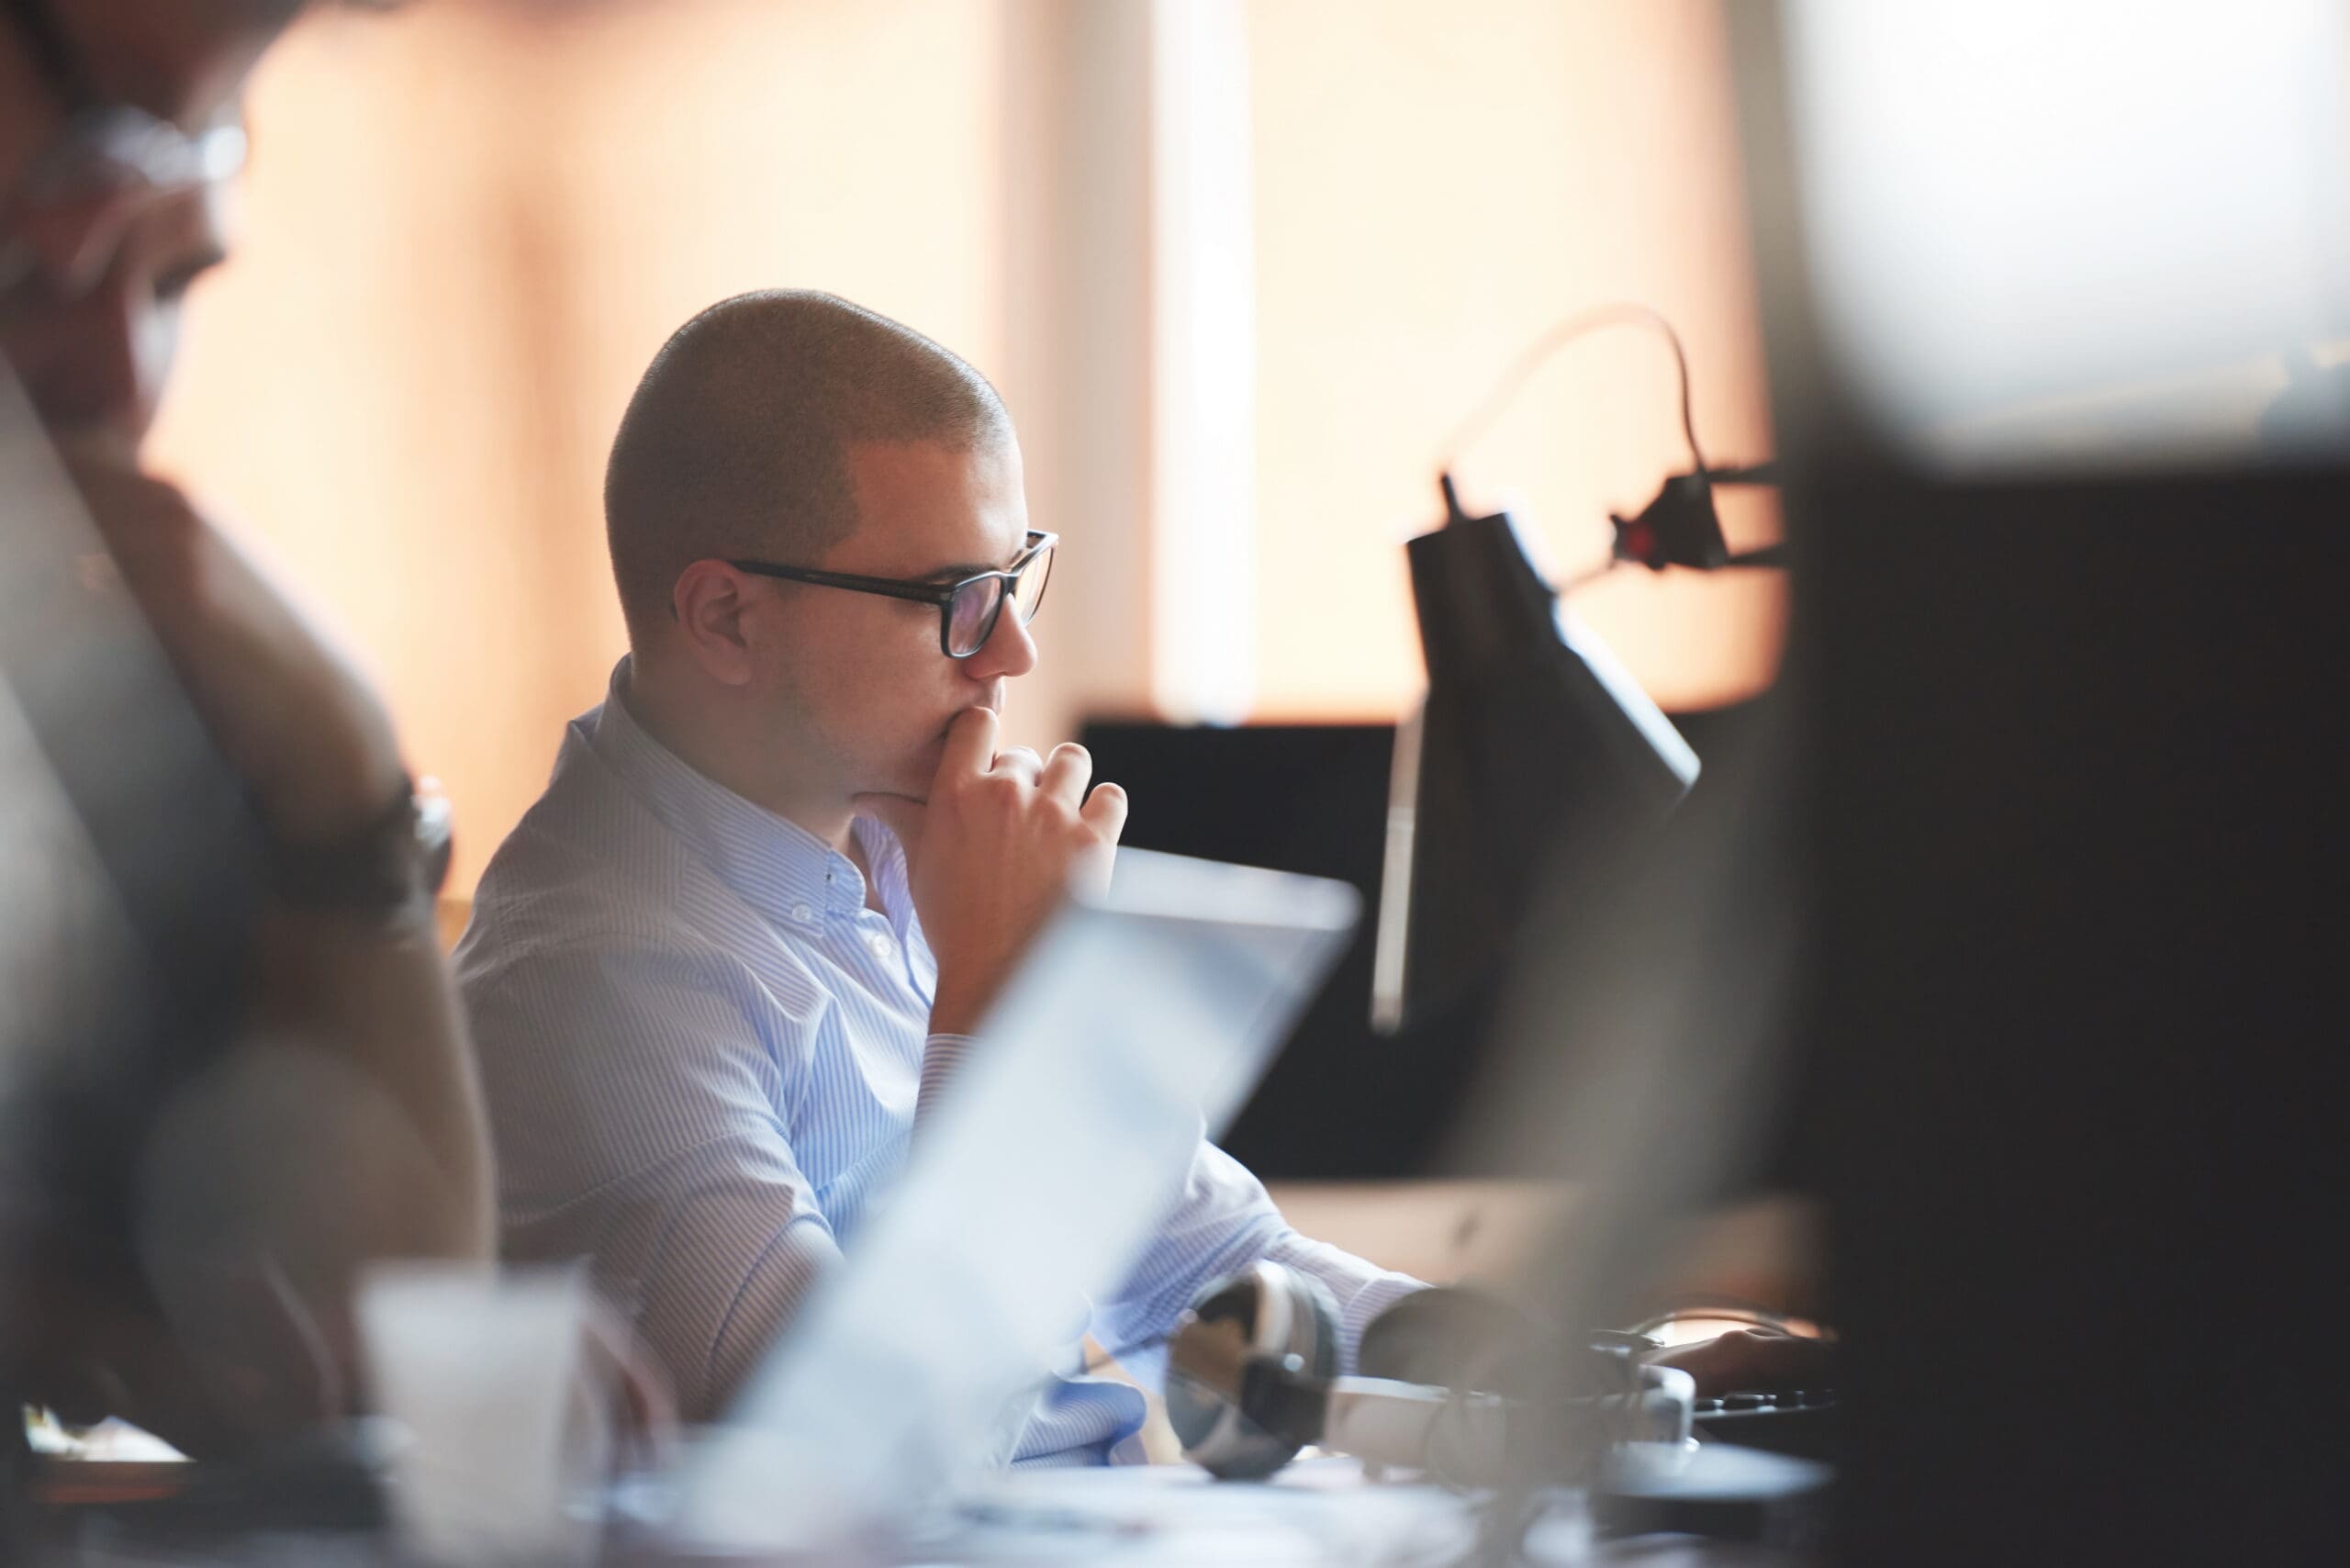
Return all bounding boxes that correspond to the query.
[946,543,1053,656]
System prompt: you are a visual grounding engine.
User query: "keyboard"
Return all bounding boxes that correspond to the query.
[1690,1390,1838,1461]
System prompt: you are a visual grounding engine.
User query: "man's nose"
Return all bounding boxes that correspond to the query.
[966,598,1040,680]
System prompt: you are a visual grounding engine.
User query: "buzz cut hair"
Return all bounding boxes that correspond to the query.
[601,289,1013,646]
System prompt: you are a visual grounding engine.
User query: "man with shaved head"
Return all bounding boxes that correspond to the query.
[457,290,1424,1460]
[3,0,493,1473]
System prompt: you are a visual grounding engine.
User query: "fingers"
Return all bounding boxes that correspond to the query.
[1038,743,1093,810]
[939,706,1001,782]
[1080,780,1129,845]
[990,745,1045,791]
[1068,781,1127,902]
[17,191,150,300]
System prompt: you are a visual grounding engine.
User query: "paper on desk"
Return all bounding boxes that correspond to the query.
[932,1459,1485,1565]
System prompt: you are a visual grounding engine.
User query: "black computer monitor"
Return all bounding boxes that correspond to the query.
[1079,689,1755,1182]
[1075,719,1476,1180]
[1721,4,2347,1562]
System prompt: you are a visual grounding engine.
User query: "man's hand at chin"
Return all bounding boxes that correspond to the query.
[852,707,1127,1036]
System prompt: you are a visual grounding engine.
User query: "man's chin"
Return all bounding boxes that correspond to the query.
[855,729,956,805]
[856,764,936,807]
[912,730,957,775]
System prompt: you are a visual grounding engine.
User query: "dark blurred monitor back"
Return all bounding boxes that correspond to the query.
[1727,4,2349,1562]
[1079,705,1769,1180]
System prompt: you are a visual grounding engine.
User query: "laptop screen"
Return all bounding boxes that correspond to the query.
[680,849,1358,1550]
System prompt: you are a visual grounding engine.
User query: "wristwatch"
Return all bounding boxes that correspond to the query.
[268,775,453,925]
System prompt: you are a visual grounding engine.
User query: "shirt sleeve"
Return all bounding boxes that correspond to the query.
[915,1032,976,1126]
[1088,1140,1425,1390]
[459,937,843,1420]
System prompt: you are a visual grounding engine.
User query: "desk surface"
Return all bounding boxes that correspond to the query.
[33,1457,1812,1566]
[1261,1182,1820,1313]
[907,1461,1812,1566]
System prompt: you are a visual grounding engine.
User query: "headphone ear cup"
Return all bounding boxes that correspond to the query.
[1167,1262,1341,1481]
[1357,1284,1537,1392]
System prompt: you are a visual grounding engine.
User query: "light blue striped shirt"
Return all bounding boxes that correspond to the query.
[454,660,1421,1463]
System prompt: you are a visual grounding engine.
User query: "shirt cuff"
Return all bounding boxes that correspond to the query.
[916,1031,977,1126]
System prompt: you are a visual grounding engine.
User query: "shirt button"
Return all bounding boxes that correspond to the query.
[790,902,814,924]
[867,932,894,958]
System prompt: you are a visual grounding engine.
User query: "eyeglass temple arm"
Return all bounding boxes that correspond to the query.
[729,563,957,606]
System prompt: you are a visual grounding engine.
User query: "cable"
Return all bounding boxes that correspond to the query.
[1439,302,1708,480]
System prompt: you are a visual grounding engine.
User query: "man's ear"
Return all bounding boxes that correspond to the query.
[670,561,760,687]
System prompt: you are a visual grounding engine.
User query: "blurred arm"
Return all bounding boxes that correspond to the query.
[2,431,500,1448]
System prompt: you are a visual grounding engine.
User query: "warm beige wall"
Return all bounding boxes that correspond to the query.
[1247,0,1785,717]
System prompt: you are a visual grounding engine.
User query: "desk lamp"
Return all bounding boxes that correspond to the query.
[1371,476,1700,1032]
[1371,302,1794,1032]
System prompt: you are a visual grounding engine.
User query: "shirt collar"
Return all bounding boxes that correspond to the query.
[581,656,890,935]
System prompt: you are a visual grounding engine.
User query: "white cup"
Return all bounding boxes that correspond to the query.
[357,1264,612,1565]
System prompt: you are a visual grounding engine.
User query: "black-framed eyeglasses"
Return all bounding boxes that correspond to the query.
[730,530,1057,659]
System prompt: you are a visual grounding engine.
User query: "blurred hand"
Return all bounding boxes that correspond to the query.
[1647,1327,1835,1399]
[853,707,1127,1036]
[55,432,408,845]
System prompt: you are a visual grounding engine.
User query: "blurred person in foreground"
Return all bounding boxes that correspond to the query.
[455,290,1430,1459]
[0,0,493,1462]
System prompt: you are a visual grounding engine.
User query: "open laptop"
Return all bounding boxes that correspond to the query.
[677,847,1361,1552]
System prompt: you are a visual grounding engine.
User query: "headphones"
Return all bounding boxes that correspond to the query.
[1162,1261,1343,1479]
[1165,1262,1695,1485]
